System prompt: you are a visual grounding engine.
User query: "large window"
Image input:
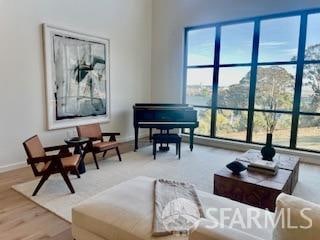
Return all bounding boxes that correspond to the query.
[183,8,320,153]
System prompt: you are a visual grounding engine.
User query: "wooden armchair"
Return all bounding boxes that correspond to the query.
[23,135,81,196]
[76,123,122,169]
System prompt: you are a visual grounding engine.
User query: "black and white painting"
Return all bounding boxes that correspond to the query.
[43,24,110,129]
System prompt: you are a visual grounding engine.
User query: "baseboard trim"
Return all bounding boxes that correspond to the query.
[182,134,320,165]
[0,162,27,173]
[0,134,150,173]
[117,133,149,143]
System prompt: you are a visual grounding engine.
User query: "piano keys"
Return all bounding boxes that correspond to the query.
[133,103,199,151]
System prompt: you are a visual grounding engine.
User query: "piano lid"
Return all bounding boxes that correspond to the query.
[133,103,192,109]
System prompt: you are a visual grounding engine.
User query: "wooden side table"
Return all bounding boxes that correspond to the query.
[214,165,292,211]
[236,149,300,192]
[214,150,300,211]
[65,137,90,174]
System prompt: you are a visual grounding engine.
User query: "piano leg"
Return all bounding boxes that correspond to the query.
[190,128,194,151]
[149,128,152,142]
[134,127,139,151]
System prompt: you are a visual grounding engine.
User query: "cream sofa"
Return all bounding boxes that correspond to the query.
[72,176,319,240]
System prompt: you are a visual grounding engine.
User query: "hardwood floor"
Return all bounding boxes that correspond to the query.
[0,138,151,240]
[0,166,72,240]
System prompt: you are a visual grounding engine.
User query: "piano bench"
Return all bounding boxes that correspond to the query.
[152,133,181,160]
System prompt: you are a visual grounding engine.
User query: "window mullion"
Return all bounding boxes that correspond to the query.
[182,29,189,104]
[210,26,221,138]
[290,13,308,148]
[246,20,260,143]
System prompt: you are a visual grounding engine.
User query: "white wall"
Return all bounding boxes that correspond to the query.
[151,0,320,103]
[0,0,152,170]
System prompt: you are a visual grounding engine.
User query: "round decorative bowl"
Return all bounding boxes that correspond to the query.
[226,161,247,175]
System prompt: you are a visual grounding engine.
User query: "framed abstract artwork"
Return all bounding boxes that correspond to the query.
[43,24,110,130]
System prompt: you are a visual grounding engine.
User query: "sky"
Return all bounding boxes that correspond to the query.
[187,13,320,87]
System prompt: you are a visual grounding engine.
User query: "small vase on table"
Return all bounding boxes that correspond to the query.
[261,133,276,161]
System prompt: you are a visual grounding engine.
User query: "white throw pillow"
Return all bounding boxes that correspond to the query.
[273,193,320,240]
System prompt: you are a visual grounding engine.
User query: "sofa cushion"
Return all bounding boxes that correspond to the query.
[72,176,273,240]
[273,193,320,240]
[197,191,273,240]
[189,219,264,240]
[73,176,186,240]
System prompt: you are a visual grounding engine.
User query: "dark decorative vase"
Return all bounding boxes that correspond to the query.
[261,133,276,161]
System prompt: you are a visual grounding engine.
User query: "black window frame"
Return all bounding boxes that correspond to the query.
[182,7,320,154]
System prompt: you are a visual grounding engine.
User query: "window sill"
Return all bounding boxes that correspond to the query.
[181,134,320,165]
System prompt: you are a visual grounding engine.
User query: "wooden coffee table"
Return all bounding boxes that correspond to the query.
[214,149,300,211]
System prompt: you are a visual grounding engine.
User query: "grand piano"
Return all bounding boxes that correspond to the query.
[133,103,199,151]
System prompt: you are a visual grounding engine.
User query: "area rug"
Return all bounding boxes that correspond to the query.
[12,144,320,222]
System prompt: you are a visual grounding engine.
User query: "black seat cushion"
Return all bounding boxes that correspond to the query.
[153,133,181,143]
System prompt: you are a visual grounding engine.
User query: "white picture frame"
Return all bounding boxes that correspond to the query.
[43,24,110,130]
